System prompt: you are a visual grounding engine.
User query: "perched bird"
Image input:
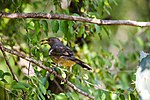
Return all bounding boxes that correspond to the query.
[41,37,92,70]
[135,51,150,100]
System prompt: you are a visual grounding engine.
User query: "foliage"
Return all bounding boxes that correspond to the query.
[0,0,150,99]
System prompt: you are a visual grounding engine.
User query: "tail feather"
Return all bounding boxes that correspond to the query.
[65,56,92,70]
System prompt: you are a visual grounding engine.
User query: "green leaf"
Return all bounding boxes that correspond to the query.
[112,0,118,6]
[129,93,136,100]
[95,24,101,33]
[78,24,85,37]
[12,82,31,90]
[39,91,45,100]
[13,83,27,90]
[95,24,102,39]
[102,26,111,38]
[50,74,54,81]
[67,21,74,39]
[61,70,66,79]
[47,90,51,95]
[44,61,51,67]
[32,48,37,56]
[0,70,4,78]
[101,92,106,100]
[3,72,11,76]
[33,20,40,34]
[39,83,46,95]
[119,94,125,100]
[40,20,48,36]
[41,77,47,85]
[51,20,59,33]
[45,80,49,89]
[136,37,144,47]
[55,93,67,100]
[19,82,31,88]
[27,21,34,30]
[59,21,68,35]
[1,79,7,83]
[36,31,41,41]
[68,21,74,33]
[0,70,10,83]
[67,92,79,100]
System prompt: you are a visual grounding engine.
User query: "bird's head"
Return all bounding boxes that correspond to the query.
[41,37,61,46]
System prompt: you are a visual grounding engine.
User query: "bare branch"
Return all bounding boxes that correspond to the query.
[0,12,150,27]
[0,43,18,82]
[0,43,94,99]
[53,78,64,92]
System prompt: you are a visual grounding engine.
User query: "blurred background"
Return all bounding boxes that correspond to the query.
[0,0,150,99]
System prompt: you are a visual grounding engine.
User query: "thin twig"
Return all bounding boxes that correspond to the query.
[53,78,64,92]
[0,42,18,82]
[0,43,94,100]
[0,85,18,97]
[0,12,150,27]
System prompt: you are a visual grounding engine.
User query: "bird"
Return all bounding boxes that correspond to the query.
[135,51,150,100]
[41,37,92,70]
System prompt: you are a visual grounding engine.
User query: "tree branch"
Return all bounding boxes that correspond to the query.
[0,42,18,82]
[0,12,150,27]
[0,43,94,99]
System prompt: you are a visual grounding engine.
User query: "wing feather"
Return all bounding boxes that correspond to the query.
[49,45,74,57]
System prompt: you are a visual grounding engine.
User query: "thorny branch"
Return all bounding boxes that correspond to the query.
[0,42,94,100]
[0,12,150,27]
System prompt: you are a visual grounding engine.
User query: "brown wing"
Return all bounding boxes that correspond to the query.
[49,45,74,57]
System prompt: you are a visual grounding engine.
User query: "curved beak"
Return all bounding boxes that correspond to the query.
[40,39,48,45]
